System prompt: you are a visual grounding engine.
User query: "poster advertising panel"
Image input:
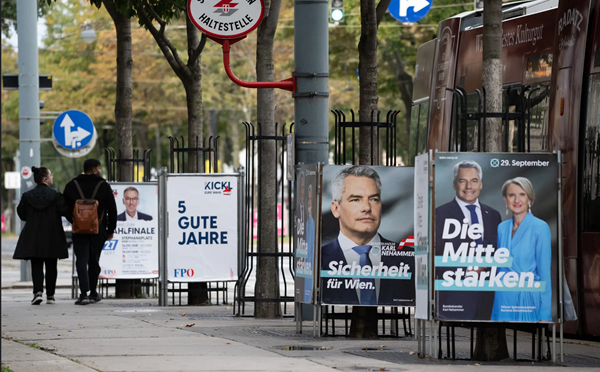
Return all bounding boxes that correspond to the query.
[320,165,415,306]
[167,175,239,282]
[100,183,159,279]
[434,153,558,322]
[294,164,320,303]
[414,153,430,319]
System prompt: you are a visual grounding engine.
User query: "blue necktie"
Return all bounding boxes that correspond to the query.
[466,204,483,245]
[352,245,377,305]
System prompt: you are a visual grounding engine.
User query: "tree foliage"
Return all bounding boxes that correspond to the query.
[2,0,474,181]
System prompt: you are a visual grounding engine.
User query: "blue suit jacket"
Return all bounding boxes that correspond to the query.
[321,234,415,306]
[435,199,501,321]
[491,213,552,321]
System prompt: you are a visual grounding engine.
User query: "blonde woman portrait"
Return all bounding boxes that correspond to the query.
[491,177,552,321]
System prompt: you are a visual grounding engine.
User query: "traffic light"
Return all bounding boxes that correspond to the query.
[331,0,344,22]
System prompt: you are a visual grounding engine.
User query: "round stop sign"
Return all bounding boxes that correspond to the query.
[187,0,264,39]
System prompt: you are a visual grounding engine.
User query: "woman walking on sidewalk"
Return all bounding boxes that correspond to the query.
[13,167,69,305]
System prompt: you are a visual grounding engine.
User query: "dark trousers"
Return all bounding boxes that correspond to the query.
[73,233,106,295]
[30,258,58,296]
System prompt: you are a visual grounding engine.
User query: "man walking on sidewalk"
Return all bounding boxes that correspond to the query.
[63,159,117,305]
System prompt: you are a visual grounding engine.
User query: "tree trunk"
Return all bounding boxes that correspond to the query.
[103,0,136,299]
[184,14,208,305]
[185,15,203,174]
[393,51,413,146]
[482,0,504,153]
[351,0,391,337]
[254,0,282,319]
[104,0,134,183]
[357,0,379,166]
[474,0,508,360]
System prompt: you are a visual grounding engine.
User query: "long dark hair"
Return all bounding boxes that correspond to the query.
[32,166,50,184]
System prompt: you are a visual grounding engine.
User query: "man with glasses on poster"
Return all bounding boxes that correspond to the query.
[117,187,153,221]
[435,160,502,320]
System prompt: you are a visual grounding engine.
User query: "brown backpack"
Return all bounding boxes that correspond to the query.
[72,180,104,234]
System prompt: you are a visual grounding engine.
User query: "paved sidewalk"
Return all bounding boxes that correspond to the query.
[2,236,600,372]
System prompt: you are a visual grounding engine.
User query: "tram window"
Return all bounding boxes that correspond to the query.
[408,101,430,165]
[449,99,460,151]
[418,101,429,155]
[582,73,600,232]
[408,104,421,166]
[526,83,550,152]
[449,94,482,152]
[465,94,480,152]
[504,87,522,153]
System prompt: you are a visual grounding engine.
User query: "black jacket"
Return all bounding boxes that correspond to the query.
[13,184,69,260]
[63,174,117,236]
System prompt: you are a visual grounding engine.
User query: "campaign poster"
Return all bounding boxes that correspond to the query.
[100,183,159,279]
[167,175,239,282]
[434,153,559,322]
[294,164,320,304]
[320,165,415,307]
[414,153,431,319]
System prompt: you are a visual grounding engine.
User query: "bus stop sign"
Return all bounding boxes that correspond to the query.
[187,0,264,39]
[388,0,431,23]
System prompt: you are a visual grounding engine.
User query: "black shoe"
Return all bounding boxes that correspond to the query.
[89,293,101,303]
[46,296,55,304]
[31,292,43,305]
[74,294,90,305]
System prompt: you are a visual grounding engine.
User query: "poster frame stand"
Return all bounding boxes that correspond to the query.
[73,180,161,299]
[557,150,563,363]
[426,151,563,362]
[158,167,168,306]
[415,150,434,357]
[158,170,241,306]
[294,163,322,338]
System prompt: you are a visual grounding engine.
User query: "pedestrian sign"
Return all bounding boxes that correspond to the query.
[388,0,431,23]
[52,110,95,150]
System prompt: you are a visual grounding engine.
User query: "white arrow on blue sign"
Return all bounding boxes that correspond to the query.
[388,0,431,23]
[52,110,95,150]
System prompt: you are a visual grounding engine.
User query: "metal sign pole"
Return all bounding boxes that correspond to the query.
[158,168,168,306]
[415,319,423,357]
[16,0,40,283]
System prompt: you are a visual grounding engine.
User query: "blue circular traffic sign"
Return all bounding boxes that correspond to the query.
[52,110,95,150]
[388,0,431,23]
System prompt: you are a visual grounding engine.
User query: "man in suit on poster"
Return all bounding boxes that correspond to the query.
[435,160,502,321]
[321,165,413,306]
[116,187,153,221]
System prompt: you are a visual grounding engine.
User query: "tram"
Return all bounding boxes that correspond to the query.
[410,0,600,337]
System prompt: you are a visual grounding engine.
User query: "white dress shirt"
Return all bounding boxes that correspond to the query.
[454,197,484,239]
[337,231,382,301]
[125,211,139,221]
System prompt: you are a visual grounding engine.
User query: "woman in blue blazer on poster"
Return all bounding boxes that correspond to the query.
[491,177,552,322]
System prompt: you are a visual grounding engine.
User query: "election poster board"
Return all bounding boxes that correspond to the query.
[320,165,415,307]
[294,164,320,304]
[167,174,239,282]
[100,183,159,279]
[434,153,559,322]
[414,153,431,319]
